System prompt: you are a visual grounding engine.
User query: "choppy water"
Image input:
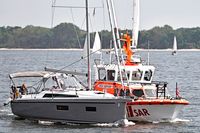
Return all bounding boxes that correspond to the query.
[0,50,199,133]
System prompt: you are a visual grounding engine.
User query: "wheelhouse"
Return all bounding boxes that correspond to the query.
[94,64,155,84]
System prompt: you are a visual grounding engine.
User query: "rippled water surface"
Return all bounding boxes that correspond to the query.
[0,50,199,133]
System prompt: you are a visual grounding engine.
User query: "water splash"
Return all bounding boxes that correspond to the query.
[92,119,135,127]
[152,118,190,124]
[170,118,190,123]
[38,120,55,126]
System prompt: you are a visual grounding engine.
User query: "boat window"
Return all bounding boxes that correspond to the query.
[144,70,152,81]
[57,105,69,110]
[145,89,156,98]
[117,71,130,81]
[43,94,78,98]
[85,107,96,112]
[131,70,142,81]
[98,68,106,80]
[107,70,115,81]
[132,90,144,97]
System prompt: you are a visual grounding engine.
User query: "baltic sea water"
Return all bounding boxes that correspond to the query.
[0,49,199,133]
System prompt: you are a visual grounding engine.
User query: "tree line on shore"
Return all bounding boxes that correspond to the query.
[0,23,200,49]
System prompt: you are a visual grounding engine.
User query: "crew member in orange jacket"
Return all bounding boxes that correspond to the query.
[122,33,133,65]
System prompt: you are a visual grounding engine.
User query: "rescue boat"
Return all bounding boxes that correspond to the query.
[93,33,189,122]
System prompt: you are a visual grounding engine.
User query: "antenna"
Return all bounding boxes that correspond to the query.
[132,0,140,48]
[147,40,150,65]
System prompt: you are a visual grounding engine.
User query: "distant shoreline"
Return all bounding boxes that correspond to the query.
[0,48,200,51]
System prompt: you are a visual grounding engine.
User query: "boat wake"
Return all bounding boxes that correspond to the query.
[152,118,190,124]
[92,119,135,127]
[38,119,135,127]
[38,120,57,126]
[0,106,14,120]
[170,118,190,123]
[0,106,11,114]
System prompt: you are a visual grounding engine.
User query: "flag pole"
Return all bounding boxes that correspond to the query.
[176,82,177,99]
[176,82,181,99]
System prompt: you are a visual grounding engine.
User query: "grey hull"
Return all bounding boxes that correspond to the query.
[11,98,128,123]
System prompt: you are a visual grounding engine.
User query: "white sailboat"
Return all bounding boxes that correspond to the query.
[9,0,130,124]
[83,32,102,57]
[9,70,130,124]
[172,36,177,55]
[132,0,140,49]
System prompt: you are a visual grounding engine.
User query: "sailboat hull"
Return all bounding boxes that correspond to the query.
[11,98,128,124]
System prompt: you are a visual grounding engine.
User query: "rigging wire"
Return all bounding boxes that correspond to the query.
[43,0,105,81]
[46,48,102,74]
[100,0,106,44]
[52,5,102,9]
[44,0,57,68]
[89,13,94,34]
[70,8,82,48]
[51,0,57,28]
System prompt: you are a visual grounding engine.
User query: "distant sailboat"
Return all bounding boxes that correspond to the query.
[172,36,177,55]
[92,32,101,54]
[82,31,102,59]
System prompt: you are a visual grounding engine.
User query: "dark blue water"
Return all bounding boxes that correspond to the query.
[0,49,199,133]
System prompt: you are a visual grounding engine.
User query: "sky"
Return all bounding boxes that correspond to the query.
[1,0,200,31]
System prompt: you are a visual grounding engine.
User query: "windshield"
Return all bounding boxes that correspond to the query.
[131,71,142,81]
[145,88,171,98]
[145,89,157,98]
[107,70,115,81]
[117,70,130,81]
[144,70,152,81]
[98,68,106,80]
[45,75,85,90]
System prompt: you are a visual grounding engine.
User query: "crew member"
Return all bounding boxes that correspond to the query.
[19,83,27,95]
[121,33,133,65]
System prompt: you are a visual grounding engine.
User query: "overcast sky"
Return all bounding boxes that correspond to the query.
[1,0,200,31]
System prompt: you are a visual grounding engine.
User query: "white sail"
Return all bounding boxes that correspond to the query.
[173,36,177,51]
[92,32,101,54]
[132,0,140,49]
[82,35,88,58]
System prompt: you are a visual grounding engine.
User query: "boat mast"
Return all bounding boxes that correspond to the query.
[86,0,91,90]
[106,0,125,89]
[132,0,140,49]
[109,0,122,53]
